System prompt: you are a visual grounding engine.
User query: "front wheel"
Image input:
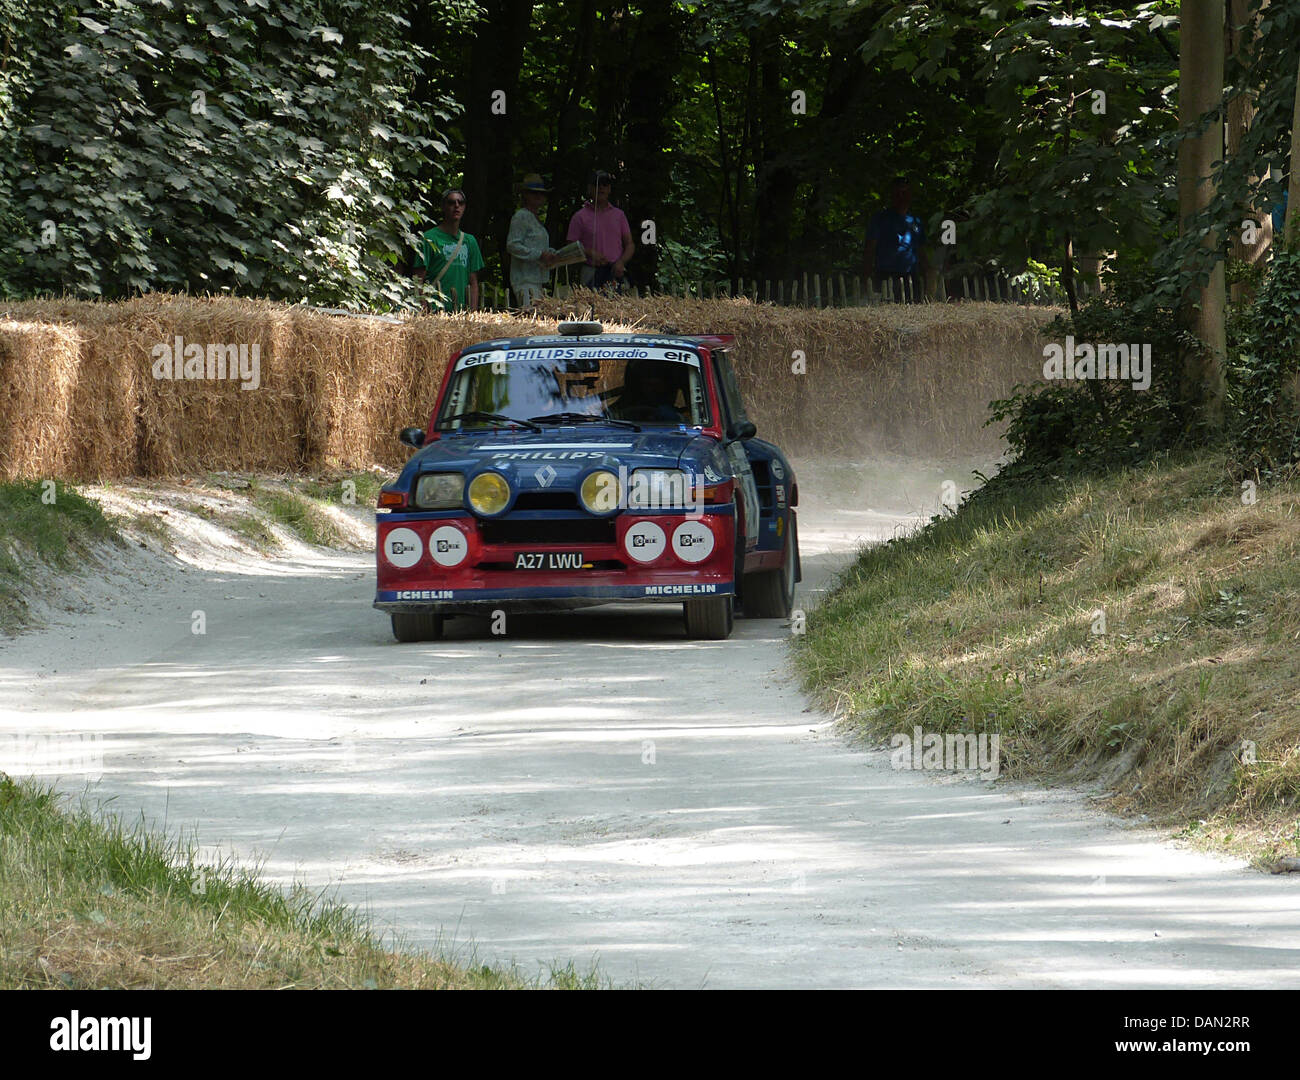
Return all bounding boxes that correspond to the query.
[683,594,734,640]
[391,612,444,642]
[741,514,797,618]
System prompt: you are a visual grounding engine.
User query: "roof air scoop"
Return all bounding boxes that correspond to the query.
[557,321,603,336]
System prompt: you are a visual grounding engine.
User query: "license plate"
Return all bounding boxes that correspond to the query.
[513,550,585,570]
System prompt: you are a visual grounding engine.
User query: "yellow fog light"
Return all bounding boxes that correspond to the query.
[467,471,511,516]
[579,469,622,514]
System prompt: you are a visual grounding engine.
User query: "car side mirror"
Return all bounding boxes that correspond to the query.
[399,427,425,448]
[727,420,757,442]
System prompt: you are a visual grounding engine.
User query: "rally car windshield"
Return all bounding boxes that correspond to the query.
[436,347,711,430]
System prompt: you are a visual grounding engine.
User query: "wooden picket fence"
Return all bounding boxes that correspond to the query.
[480,268,1093,310]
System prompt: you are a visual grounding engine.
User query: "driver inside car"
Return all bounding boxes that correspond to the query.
[612,358,685,423]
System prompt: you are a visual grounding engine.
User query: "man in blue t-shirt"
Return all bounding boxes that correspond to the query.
[864,178,927,302]
[1272,189,1289,243]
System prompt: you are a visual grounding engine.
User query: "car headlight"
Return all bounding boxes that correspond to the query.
[467,471,511,516]
[414,472,465,509]
[628,469,697,510]
[579,469,622,514]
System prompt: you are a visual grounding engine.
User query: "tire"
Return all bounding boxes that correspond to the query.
[741,514,797,618]
[391,612,444,642]
[683,594,734,640]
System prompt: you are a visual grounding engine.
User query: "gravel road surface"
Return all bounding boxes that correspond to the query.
[2,461,1297,988]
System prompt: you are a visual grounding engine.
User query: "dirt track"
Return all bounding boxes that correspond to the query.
[2,459,1298,988]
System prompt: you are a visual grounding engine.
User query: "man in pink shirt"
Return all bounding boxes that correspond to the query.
[566,169,635,289]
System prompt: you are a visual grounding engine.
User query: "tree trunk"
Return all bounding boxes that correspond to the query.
[1287,46,1300,246]
[463,0,536,271]
[549,0,598,248]
[1077,252,1110,293]
[1178,0,1227,432]
[1063,233,1079,315]
[1066,233,1105,411]
[793,43,868,276]
[591,0,631,167]
[1227,0,1270,299]
[751,29,797,283]
[705,47,743,285]
[617,0,683,288]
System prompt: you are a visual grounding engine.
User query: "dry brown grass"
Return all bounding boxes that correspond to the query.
[0,774,608,989]
[10,901,496,990]
[796,450,1300,859]
[0,293,1053,480]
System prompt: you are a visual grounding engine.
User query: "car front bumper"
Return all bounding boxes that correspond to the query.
[374,508,736,614]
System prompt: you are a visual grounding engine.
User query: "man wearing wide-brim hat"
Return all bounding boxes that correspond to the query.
[506,173,557,308]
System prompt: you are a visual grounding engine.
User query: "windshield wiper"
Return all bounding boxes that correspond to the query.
[434,411,542,433]
[527,412,641,432]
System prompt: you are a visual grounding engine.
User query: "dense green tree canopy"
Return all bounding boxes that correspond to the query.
[1,0,1296,307]
[1,0,450,304]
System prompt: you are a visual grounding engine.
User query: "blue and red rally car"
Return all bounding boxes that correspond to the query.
[374,322,799,640]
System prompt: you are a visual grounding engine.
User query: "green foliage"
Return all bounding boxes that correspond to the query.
[982,269,1196,492]
[1008,258,1063,303]
[645,0,1015,284]
[0,479,117,566]
[654,235,728,294]
[291,471,385,506]
[0,0,1294,315]
[1226,248,1300,474]
[250,488,344,548]
[858,1,1179,282]
[1151,0,1299,308]
[0,0,455,307]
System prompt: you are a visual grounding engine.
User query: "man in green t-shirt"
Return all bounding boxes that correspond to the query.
[414,188,485,311]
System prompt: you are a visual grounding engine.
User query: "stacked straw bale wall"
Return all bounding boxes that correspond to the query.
[535,294,1055,457]
[0,293,1054,480]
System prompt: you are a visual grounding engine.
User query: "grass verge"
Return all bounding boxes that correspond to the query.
[0,480,121,633]
[220,510,279,551]
[0,775,608,989]
[247,471,387,550]
[289,471,386,508]
[795,449,1300,864]
[249,487,346,548]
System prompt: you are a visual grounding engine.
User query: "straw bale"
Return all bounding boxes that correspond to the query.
[535,292,1055,455]
[2,299,139,479]
[0,293,1055,479]
[133,295,300,475]
[0,318,81,480]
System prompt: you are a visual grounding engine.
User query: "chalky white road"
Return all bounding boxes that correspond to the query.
[2,462,1298,989]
